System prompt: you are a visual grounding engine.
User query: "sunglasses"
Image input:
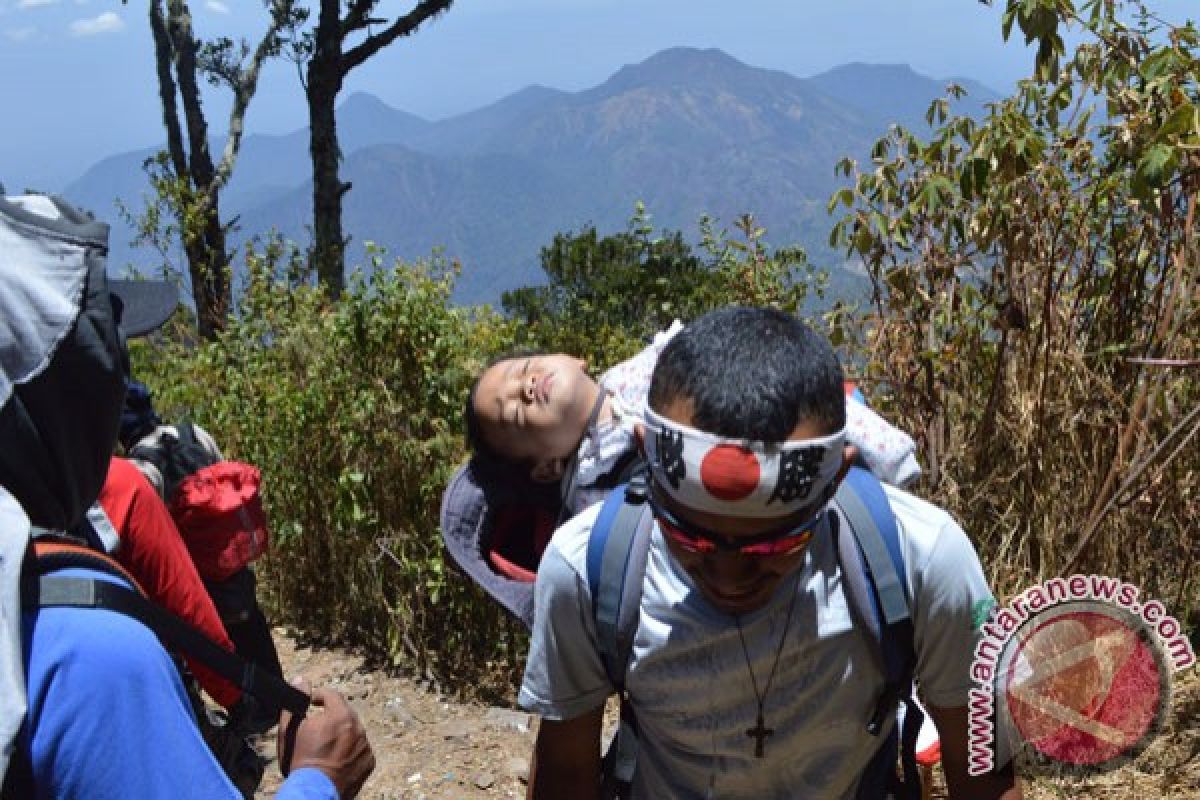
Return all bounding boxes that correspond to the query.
[648,493,825,558]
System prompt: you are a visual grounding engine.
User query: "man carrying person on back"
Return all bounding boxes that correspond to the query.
[518,306,1020,799]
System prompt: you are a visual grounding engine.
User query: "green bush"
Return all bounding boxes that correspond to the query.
[133,242,527,698]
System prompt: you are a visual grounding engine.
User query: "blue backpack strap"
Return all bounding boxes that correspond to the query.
[834,466,923,800]
[587,474,653,794]
[585,472,653,692]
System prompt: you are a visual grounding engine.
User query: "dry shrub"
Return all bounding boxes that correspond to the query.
[832,3,1199,614]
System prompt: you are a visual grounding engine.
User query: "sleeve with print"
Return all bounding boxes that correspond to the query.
[517,510,614,720]
[906,509,996,709]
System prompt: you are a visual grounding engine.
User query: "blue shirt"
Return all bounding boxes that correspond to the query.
[20,566,337,799]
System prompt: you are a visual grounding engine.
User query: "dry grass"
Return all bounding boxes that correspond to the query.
[916,667,1200,799]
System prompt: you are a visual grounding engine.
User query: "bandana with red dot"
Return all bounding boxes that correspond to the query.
[642,407,845,518]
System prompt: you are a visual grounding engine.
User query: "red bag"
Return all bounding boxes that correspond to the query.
[171,461,269,581]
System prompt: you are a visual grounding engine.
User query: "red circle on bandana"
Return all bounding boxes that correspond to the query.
[700,445,760,501]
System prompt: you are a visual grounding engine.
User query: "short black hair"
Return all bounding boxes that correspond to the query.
[648,306,845,439]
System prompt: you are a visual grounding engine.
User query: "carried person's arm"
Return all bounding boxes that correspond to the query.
[928,703,1022,800]
[527,706,605,800]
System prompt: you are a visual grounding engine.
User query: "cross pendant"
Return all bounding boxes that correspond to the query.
[745,711,774,758]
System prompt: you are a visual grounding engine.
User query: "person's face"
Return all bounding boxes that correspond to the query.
[646,398,845,616]
[473,354,599,482]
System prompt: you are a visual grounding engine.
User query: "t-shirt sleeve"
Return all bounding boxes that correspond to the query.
[517,517,614,720]
[23,573,242,799]
[275,768,338,799]
[909,516,996,709]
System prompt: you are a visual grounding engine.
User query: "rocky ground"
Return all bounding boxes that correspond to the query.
[254,628,1200,800]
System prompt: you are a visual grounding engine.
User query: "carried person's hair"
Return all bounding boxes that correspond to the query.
[648,306,846,439]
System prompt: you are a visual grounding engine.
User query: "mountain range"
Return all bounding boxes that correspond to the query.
[65,48,1001,305]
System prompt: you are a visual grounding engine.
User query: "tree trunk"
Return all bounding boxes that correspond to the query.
[149,1,187,179]
[307,0,348,298]
[166,0,228,338]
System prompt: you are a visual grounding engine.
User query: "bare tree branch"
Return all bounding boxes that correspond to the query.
[212,0,300,193]
[342,0,454,75]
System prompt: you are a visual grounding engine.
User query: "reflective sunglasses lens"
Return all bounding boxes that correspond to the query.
[739,529,813,557]
[659,518,716,554]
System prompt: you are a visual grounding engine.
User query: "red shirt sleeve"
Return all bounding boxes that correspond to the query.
[98,457,243,709]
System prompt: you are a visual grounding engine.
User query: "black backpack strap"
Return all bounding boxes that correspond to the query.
[65,503,121,555]
[32,549,309,719]
[834,466,922,800]
[1,743,33,800]
[175,420,200,451]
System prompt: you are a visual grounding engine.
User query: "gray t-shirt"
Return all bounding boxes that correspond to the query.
[518,485,994,799]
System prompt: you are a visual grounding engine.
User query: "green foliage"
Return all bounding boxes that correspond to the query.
[830,1,1198,615]
[128,207,828,697]
[132,240,524,698]
[501,204,826,371]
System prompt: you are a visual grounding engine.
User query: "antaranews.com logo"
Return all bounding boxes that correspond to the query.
[968,574,1196,777]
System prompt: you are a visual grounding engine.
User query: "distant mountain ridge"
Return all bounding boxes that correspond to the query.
[66,48,1001,305]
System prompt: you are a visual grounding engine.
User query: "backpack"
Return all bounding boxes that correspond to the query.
[131,423,269,581]
[2,535,310,799]
[585,465,924,800]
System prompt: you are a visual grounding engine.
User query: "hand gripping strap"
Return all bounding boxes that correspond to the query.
[586,476,653,693]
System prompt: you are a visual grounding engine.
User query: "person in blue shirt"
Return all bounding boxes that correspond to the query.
[0,192,375,799]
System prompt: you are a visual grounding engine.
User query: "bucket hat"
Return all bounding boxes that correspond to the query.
[108,278,179,338]
[439,460,561,629]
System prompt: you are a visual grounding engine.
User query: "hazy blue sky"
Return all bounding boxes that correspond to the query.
[0,1,1193,192]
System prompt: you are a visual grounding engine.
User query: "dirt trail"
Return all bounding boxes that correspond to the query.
[254,630,534,800]
[255,628,1200,800]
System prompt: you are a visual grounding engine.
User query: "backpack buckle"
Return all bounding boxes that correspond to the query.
[624,473,649,504]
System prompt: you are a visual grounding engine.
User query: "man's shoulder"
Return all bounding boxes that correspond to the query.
[28,567,167,668]
[881,483,957,536]
[541,501,605,584]
[877,483,981,581]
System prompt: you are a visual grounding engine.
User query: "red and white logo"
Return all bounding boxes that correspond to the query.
[968,576,1195,778]
[996,602,1169,772]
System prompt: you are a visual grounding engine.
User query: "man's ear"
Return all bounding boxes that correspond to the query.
[837,444,860,484]
[530,457,567,484]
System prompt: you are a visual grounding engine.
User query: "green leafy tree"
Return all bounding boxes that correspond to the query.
[503,205,823,370]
